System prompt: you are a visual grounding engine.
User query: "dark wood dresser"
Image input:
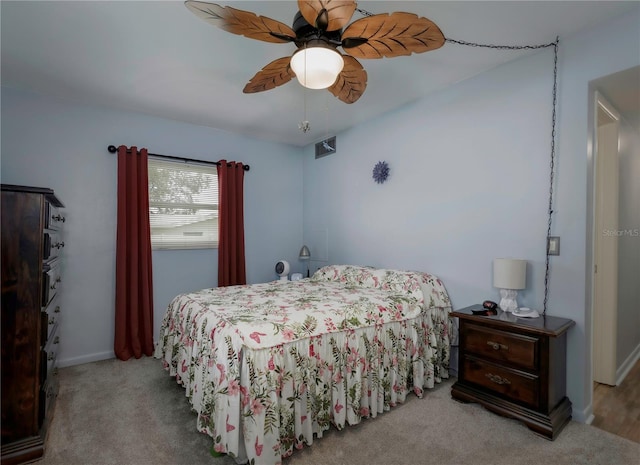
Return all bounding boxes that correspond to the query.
[1,184,65,464]
[451,305,575,440]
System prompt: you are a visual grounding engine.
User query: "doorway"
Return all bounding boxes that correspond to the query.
[592,93,619,387]
[587,66,640,443]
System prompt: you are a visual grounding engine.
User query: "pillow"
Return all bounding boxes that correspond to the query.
[311,265,376,286]
[311,265,419,300]
[312,264,451,309]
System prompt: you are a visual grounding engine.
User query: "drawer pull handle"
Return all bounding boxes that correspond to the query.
[54,336,60,344]
[50,283,57,290]
[487,340,508,351]
[53,241,65,249]
[48,353,55,361]
[49,318,55,326]
[486,373,511,385]
[53,215,66,223]
[54,306,61,314]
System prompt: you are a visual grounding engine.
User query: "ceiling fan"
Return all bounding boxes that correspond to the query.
[185,0,445,104]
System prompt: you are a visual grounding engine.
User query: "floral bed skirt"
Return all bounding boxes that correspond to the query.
[155,266,452,464]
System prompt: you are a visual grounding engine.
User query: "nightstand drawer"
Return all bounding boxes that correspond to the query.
[465,323,538,371]
[462,356,539,409]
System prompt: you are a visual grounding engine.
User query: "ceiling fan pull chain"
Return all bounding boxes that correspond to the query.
[298,88,310,132]
[299,45,311,133]
[325,95,330,141]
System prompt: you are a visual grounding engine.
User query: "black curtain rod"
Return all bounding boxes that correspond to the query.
[107,145,250,171]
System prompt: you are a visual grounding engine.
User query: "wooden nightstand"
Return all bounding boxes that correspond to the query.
[451,305,575,440]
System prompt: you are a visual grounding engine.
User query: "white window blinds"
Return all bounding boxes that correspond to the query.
[148,158,219,249]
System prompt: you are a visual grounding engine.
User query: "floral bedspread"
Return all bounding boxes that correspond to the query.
[155,265,452,465]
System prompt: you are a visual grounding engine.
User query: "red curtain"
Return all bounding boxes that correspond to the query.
[115,145,154,360]
[217,160,246,286]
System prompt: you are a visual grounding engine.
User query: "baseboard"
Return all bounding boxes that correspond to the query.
[571,387,594,424]
[616,343,640,385]
[58,351,115,368]
[581,407,595,425]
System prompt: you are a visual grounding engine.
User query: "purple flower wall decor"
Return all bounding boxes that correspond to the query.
[372,161,390,184]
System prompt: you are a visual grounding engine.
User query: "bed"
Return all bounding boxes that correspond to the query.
[154,264,452,464]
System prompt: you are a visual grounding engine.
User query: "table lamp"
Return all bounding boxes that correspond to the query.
[493,258,527,312]
[299,245,311,277]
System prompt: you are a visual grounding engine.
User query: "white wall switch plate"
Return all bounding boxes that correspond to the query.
[548,236,560,255]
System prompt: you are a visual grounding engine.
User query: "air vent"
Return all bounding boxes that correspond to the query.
[315,136,336,159]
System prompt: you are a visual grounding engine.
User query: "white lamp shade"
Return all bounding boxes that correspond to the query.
[290,47,344,89]
[493,258,527,290]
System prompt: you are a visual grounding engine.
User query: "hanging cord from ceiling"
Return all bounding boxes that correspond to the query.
[355,7,373,17]
[441,37,561,316]
[446,38,559,315]
[356,8,559,315]
[543,37,559,316]
[444,37,555,51]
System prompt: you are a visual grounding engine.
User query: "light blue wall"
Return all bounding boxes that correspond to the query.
[0,88,303,366]
[304,47,553,309]
[301,8,640,421]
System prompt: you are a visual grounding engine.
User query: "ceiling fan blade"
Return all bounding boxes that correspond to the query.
[297,0,356,31]
[342,12,445,59]
[327,56,367,104]
[243,57,296,94]
[185,1,296,43]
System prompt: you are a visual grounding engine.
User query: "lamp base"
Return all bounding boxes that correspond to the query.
[499,289,519,313]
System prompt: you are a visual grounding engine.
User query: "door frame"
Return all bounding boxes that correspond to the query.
[589,91,620,389]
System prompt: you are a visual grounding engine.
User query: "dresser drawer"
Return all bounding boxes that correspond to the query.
[40,324,60,384]
[45,201,65,231]
[41,294,61,346]
[465,323,539,371]
[42,262,62,307]
[462,356,539,409]
[43,231,64,261]
[38,370,59,429]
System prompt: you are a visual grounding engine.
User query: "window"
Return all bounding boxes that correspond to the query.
[148,158,218,249]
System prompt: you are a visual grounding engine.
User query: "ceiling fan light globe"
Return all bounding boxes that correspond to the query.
[290,47,344,89]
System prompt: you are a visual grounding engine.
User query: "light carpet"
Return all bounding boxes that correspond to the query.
[39,357,639,465]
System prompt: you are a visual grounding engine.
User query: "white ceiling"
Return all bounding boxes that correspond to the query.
[1,1,637,147]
